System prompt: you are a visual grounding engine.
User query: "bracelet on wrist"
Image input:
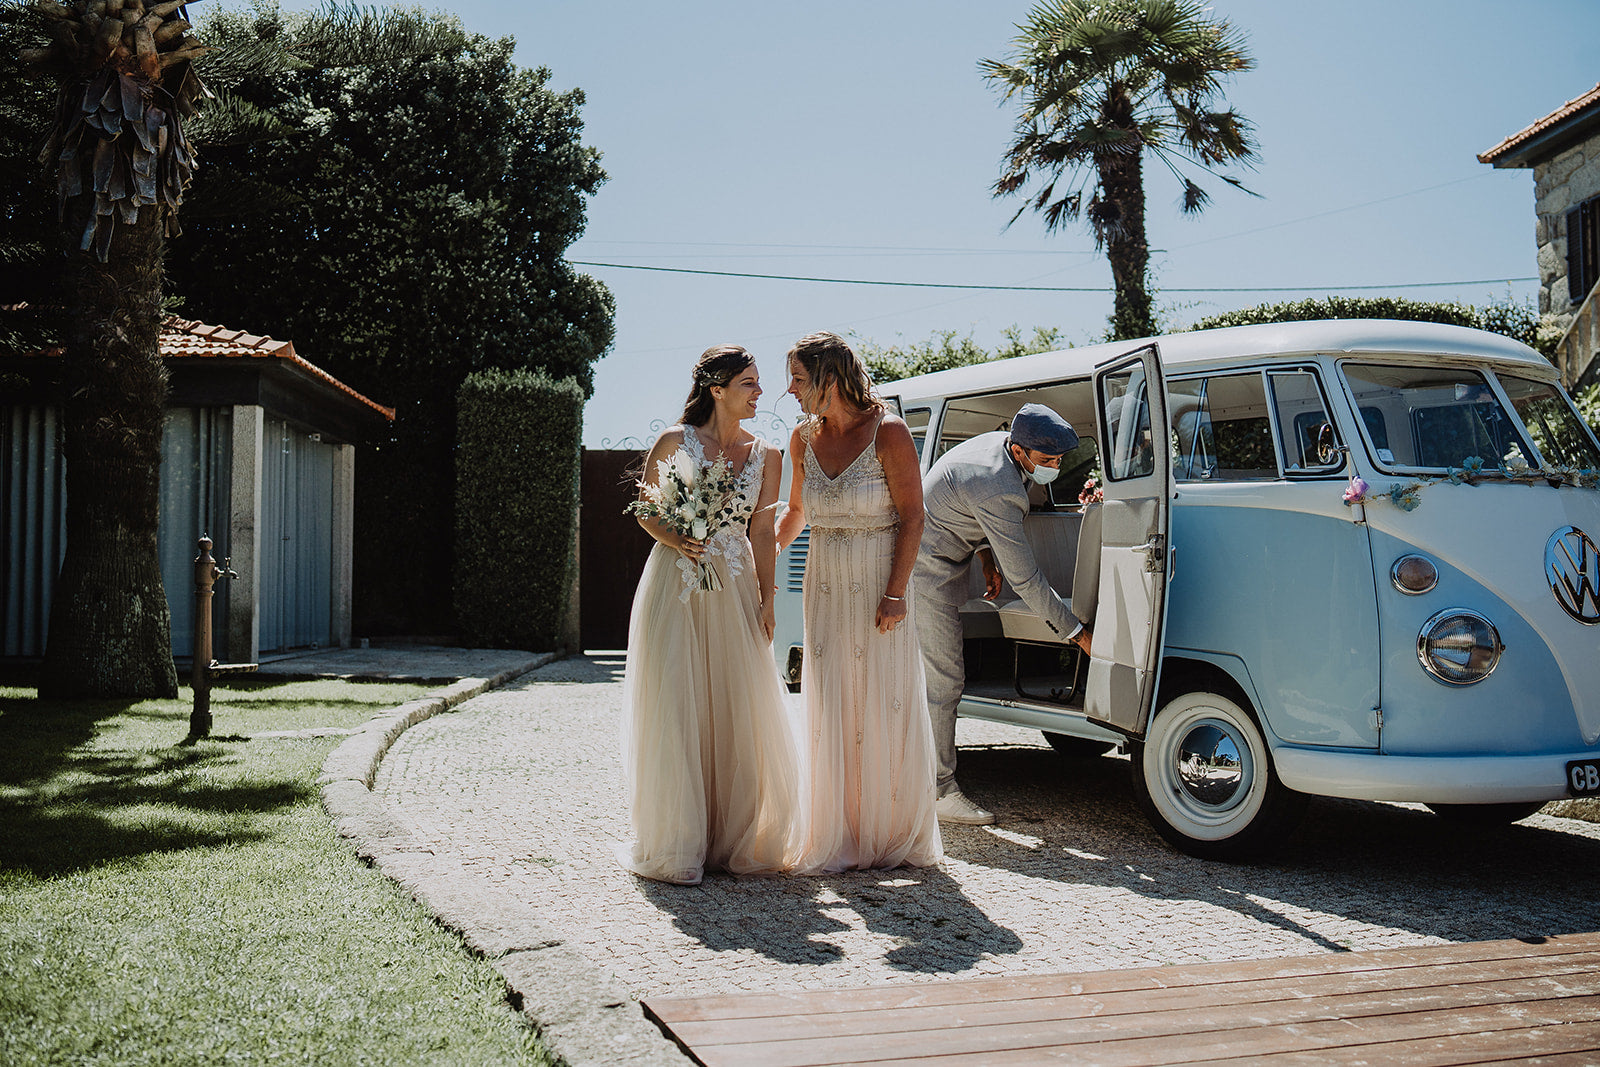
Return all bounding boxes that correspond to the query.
[882,593,905,601]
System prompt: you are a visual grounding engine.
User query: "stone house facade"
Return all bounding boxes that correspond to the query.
[1480,83,1600,385]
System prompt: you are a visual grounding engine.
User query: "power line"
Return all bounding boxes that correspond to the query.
[570,260,1536,294]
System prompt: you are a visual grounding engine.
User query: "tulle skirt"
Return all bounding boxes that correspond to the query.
[618,541,801,884]
[795,528,942,873]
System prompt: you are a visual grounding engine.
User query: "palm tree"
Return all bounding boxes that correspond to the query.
[983,0,1258,340]
[13,0,463,697]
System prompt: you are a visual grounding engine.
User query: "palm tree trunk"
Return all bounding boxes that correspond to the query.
[1100,145,1154,341]
[40,202,178,699]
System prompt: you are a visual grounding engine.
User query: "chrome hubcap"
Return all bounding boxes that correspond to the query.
[1175,723,1244,807]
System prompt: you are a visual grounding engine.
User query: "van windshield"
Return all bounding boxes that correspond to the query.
[1341,364,1533,472]
[1494,375,1600,470]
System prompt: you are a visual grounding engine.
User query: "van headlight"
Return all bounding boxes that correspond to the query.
[1416,609,1503,685]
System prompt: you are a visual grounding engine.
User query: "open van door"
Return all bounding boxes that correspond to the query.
[1086,344,1171,736]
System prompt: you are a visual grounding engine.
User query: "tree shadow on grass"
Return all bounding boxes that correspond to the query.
[0,694,314,880]
[0,691,137,788]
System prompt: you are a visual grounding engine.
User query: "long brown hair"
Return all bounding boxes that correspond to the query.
[679,344,756,426]
[787,331,880,419]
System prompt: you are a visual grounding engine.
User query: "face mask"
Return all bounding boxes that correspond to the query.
[1014,444,1061,485]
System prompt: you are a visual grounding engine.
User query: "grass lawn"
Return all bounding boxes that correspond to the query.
[0,674,550,1066]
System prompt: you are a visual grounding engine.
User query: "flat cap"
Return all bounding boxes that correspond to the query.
[1011,403,1079,455]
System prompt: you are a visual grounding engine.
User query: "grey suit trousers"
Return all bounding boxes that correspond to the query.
[913,582,966,798]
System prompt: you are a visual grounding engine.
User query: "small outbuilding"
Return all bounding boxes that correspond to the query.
[1479,82,1600,387]
[2,317,393,664]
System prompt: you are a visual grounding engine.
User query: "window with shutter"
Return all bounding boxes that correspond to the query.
[1570,206,1586,303]
[1568,196,1600,306]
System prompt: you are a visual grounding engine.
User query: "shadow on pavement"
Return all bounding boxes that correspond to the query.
[952,741,1600,947]
[638,863,1023,974]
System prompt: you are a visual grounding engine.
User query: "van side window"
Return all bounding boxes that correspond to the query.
[1270,369,1344,474]
[935,380,1096,479]
[903,407,931,460]
[1170,372,1275,481]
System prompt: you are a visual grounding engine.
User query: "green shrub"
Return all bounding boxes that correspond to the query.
[455,369,584,650]
[1188,295,1548,357]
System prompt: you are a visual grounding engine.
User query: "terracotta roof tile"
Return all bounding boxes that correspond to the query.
[160,316,395,420]
[1479,83,1600,164]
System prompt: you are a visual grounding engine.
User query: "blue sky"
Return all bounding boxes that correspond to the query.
[292,1,1598,446]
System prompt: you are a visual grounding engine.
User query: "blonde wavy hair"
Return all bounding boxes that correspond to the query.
[787,331,880,419]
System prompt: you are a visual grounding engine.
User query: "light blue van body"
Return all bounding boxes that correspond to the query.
[774,320,1600,854]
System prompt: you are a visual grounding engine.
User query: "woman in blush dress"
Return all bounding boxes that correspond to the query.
[618,345,800,885]
[777,331,942,872]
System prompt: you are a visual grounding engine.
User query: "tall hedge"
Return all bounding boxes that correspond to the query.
[455,369,585,650]
[1188,295,1549,357]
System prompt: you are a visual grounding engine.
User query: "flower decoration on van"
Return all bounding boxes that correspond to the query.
[1079,476,1103,505]
[1340,475,1420,512]
[1386,482,1424,512]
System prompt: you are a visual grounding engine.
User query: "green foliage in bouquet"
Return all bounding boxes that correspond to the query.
[455,368,584,650]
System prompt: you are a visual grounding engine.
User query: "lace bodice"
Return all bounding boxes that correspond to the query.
[800,417,898,536]
[678,424,767,598]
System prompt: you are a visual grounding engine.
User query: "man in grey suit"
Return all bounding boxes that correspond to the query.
[914,403,1093,825]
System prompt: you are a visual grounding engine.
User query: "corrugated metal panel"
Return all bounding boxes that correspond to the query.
[158,407,232,659]
[259,419,335,652]
[785,528,810,593]
[2,406,66,657]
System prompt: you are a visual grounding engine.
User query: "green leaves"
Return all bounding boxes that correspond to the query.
[985,0,1260,338]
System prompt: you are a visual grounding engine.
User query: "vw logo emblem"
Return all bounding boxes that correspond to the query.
[1546,526,1600,624]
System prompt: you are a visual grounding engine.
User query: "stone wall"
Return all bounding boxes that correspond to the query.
[1534,138,1600,323]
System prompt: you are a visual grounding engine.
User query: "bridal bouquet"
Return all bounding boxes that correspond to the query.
[626,448,739,592]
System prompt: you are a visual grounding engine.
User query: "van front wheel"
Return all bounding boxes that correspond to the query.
[1130,692,1306,862]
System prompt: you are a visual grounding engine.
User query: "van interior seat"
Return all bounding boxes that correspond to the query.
[957,507,1100,644]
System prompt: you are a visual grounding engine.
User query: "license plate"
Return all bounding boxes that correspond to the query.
[1567,759,1600,796]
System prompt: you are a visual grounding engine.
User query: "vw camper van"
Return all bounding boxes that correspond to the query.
[774,319,1600,860]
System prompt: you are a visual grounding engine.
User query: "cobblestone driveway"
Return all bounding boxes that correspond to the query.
[374,654,1600,1001]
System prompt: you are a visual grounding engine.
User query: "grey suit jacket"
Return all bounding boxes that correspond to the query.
[914,431,1082,637]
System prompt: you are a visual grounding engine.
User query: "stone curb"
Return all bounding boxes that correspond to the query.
[318,652,691,1067]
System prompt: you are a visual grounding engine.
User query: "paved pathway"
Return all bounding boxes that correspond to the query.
[373,654,1600,1008]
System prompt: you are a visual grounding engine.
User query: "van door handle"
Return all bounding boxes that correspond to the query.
[1133,534,1166,571]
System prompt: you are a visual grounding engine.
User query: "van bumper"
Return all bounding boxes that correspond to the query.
[1274,745,1600,804]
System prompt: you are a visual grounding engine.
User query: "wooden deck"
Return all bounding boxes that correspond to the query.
[642,932,1600,1066]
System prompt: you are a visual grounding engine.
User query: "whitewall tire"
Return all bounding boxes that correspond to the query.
[1131,691,1306,861]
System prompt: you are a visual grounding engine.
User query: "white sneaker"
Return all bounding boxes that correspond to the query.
[936,791,995,825]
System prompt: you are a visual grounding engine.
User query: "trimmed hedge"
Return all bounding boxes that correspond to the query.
[454,368,585,650]
[1188,295,1548,357]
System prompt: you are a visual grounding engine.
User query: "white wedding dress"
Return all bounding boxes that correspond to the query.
[617,426,801,884]
[795,416,942,872]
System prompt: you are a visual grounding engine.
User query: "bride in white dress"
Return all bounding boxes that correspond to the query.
[777,332,942,872]
[618,345,801,885]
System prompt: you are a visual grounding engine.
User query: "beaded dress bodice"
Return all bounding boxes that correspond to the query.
[800,418,898,541]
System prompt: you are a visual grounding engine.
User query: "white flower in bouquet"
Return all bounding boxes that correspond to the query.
[625,445,739,593]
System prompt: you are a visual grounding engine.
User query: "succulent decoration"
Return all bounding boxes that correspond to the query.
[21,0,208,260]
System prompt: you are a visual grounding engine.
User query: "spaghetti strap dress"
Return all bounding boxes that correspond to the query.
[795,415,942,872]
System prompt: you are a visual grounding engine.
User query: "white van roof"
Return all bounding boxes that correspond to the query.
[878,319,1553,402]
